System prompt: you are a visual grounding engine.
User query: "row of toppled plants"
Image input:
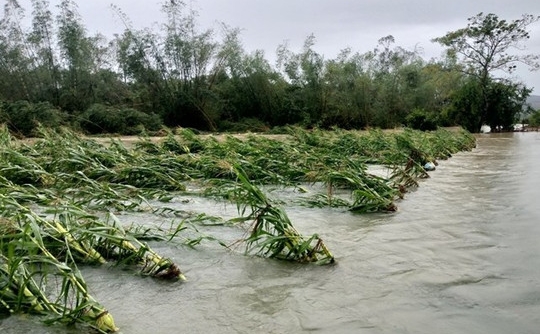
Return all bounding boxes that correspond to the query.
[0,125,476,332]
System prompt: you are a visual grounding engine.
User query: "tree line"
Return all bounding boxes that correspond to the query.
[0,0,539,136]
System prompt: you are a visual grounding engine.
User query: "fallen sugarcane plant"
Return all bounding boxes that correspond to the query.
[0,253,119,333]
[222,166,335,264]
[0,190,185,332]
[0,202,118,332]
[0,124,478,331]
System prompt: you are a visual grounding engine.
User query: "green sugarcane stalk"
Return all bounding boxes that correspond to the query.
[53,222,107,264]
[118,236,185,280]
[0,260,50,313]
[102,214,186,280]
[28,237,118,332]
[0,198,118,332]
[0,254,118,332]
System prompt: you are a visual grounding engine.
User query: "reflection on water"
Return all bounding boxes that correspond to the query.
[2,133,540,334]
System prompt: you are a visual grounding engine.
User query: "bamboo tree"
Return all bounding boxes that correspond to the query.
[277,35,327,126]
[28,0,60,103]
[56,0,106,111]
[161,1,242,130]
[0,0,34,100]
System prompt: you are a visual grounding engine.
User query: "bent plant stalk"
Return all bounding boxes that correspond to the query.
[229,165,334,264]
[98,212,185,280]
[44,205,186,280]
[0,254,119,333]
[0,212,118,333]
[0,192,185,332]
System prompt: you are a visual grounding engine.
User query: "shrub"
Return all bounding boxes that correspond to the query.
[79,104,163,135]
[121,108,163,135]
[1,100,65,137]
[218,118,270,132]
[405,108,438,131]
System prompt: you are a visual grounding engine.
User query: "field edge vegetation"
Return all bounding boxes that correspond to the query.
[1,2,539,136]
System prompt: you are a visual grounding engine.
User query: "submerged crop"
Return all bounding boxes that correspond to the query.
[0,124,475,331]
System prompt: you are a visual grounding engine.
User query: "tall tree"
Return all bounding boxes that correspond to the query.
[56,0,100,111]
[321,48,372,128]
[159,0,222,130]
[362,35,424,128]
[0,0,33,100]
[28,0,59,103]
[276,34,326,126]
[433,12,540,131]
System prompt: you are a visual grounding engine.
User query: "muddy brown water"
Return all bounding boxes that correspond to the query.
[2,132,540,333]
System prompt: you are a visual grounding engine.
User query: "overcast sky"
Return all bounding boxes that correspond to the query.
[18,0,540,94]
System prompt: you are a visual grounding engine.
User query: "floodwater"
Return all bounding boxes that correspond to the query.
[2,132,540,334]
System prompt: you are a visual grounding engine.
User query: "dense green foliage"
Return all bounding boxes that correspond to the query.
[0,2,537,134]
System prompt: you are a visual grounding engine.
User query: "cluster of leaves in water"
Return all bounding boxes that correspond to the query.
[0,125,475,331]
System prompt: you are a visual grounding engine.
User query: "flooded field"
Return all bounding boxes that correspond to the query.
[2,132,540,334]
